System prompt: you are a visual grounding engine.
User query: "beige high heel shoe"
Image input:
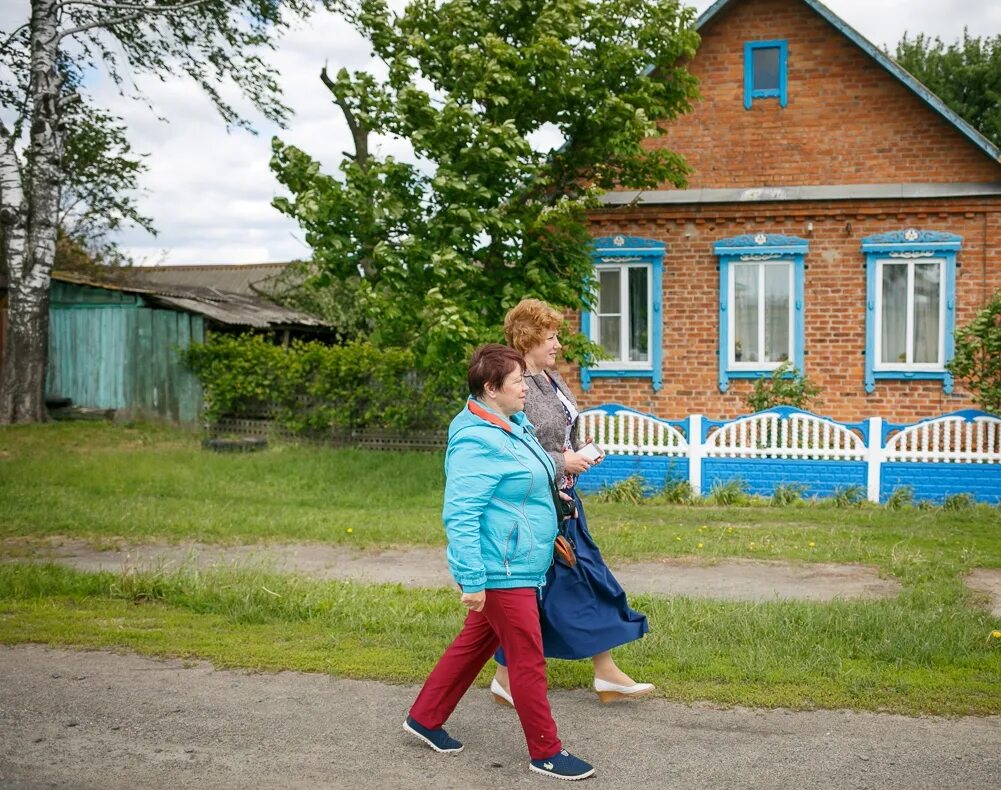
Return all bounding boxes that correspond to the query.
[490,677,514,707]
[593,678,655,703]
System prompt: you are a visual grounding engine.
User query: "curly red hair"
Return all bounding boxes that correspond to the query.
[503,299,562,355]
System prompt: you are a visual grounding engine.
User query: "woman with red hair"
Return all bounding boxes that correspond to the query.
[490,299,652,706]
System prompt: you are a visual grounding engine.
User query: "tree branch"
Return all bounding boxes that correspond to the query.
[320,65,369,169]
[56,0,209,13]
[0,22,30,56]
[57,0,210,39]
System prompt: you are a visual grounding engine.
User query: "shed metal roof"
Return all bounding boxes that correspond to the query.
[128,262,301,297]
[50,270,327,330]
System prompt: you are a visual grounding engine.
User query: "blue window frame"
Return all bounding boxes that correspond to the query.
[581,235,664,392]
[715,233,807,393]
[862,229,960,394]
[744,40,788,109]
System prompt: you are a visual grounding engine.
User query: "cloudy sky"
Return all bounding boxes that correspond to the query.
[6,0,1001,265]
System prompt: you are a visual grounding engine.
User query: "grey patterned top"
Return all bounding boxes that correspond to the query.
[523,369,582,484]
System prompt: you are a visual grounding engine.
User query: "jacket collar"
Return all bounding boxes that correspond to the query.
[467,398,526,434]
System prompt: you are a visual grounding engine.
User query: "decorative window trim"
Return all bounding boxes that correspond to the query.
[862,229,960,394]
[714,233,808,393]
[581,235,664,392]
[744,40,788,109]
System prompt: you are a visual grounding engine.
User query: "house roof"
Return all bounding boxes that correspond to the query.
[696,0,1001,164]
[51,270,328,331]
[601,181,1001,207]
[127,262,301,297]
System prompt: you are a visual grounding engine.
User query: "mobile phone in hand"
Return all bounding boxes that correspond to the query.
[578,442,602,462]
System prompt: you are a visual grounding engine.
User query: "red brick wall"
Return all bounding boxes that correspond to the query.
[569,198,1001,423]
[650,0,1001,188]
[572,0,1001,423]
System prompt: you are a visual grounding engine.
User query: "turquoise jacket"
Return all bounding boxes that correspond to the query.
[443,398,558,593]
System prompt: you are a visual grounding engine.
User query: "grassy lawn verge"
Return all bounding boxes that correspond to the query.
[2,422,1000,715]
[2,422,999,570]
[2,563,999,715]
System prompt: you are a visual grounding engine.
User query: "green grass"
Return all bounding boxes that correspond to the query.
[3,422,999,571]
[0,422,445,545]
[1,562,998,715]
[2,421,1000,715]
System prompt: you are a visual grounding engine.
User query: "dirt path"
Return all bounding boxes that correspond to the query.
[3,538,905,603]
[2,645,999,789]
[7,537,1001,613]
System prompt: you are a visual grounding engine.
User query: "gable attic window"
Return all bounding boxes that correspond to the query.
[744,40,788,109]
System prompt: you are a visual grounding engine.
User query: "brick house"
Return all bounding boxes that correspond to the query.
[573,0,1001,423]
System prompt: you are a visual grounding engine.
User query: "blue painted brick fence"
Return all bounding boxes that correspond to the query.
[702,458,867,499]
[880,462,1001,504]
[573,405,1000,505]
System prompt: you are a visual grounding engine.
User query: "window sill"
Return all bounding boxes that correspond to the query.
[580,367,662,392]
[724,369,784,379]
[865,370,954,394]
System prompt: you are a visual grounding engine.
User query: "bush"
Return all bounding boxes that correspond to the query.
[745,361,822,413]
[182,334,457,433]
[592,476,647,505]
[946,290,1001,414]
[831,484,866,508]
[707,478,750,506]
[885,486,915,511]
[943,493,976,511]
[771,483,807,506]
[659,478,695,504]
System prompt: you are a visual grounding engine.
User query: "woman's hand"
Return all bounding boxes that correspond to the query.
[563,449,593,475]
[558,489,577,519]
[585,434,606,466]
[461,590,486,612]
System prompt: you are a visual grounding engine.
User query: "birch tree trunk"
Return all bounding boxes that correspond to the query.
[0,0,62,424]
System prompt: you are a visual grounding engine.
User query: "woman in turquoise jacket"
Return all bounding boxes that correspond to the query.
[404,344,595,782]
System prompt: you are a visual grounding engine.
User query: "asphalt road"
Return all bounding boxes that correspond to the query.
[1,645,998,789]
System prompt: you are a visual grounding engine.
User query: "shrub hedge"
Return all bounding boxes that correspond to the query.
[183,334,456,433]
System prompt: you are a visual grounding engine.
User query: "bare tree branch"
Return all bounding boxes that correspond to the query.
[0,23,30,56]
[320,65,369,168]
[56,0,209,13]
[57,0,210,39]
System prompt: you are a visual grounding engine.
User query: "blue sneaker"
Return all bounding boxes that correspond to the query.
[403,716,464,753]
[529,749,595,780]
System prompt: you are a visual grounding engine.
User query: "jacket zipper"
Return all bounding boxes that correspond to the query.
[507,439,535,566]
[503,524,516,577]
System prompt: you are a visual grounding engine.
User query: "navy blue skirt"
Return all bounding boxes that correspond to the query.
[498,488,649,663]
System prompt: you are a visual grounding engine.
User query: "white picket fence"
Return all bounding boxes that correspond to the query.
[883,413,1001,463]
[702,411,866,460]
[576,406,687,457]
[576,405,1001,502]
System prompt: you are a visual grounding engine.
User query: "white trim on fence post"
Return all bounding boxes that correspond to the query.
[866,416,883,503]
[689,414,704,497]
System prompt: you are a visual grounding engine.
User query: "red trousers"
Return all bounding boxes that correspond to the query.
[408,587,562,761]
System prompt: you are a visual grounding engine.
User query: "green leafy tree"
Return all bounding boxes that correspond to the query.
[271,0,700,391]
[946,290,1001,415]
[256,259,372,343]
[57,99,154,268]
[894,30,1001,147]
[0,0,316,424]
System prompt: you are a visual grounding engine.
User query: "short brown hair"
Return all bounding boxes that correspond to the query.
[467,344,526,398]
[503,299,562,355]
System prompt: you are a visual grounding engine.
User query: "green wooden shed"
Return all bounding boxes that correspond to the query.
[43,269,328,424]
